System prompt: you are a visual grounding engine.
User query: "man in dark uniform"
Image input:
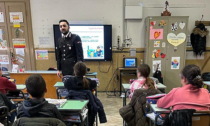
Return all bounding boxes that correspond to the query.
[56,19,83,78]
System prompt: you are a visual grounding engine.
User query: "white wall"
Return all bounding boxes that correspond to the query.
[30,0,210,48]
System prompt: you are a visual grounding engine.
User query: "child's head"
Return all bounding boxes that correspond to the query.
[74,62,87,77]
[181,64,203,88]
[25,74,47,98]
[137,64,150,78]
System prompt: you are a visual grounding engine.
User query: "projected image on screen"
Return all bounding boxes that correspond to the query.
[71,26,104,59]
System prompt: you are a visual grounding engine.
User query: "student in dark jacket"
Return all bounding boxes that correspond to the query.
[17,74,62,120]
[63,62,107,126]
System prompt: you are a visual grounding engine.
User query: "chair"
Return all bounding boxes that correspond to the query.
[12,117,66,126]
[6,90,28,104]
[161,109,210,126]
[0,106,9,126]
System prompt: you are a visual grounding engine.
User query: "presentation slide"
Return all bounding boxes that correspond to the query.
[71,26,104,59]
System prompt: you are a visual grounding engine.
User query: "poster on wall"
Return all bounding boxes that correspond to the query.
[9,12,23,22]
[35,50,48,60]
[15,48,25,56]
[0,12,4,22]
[0,55,9,64]
[152,60,161,73]
[150,26,163,40]
[12,38,26,48]
[167,33,186,47]
[171,57,180,69]
[0,40,7,50]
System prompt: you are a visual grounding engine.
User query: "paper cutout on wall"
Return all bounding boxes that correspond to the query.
[167,33,186,46]
[171,57,180,69]
[15,48,25,56]
[153,60,161,73]
[171,22,178,31]
[152,49,161,58]
[9,12,23,22]
[150,26,163,40]
[162,42,166,47]
[158,20,166,27]
[179,22,185,29]
[160,53,166,58]
[154,41,160,47]
[150,21,156,26]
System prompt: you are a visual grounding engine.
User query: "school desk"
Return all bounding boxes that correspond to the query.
[122,83,166,106]
[58,100,89,125]
[10,71,97,99]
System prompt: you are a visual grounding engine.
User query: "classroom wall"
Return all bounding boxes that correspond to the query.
[30,0,210,91]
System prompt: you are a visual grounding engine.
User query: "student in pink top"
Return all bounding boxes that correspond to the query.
[157,64,210,111]
[129,64,156,98]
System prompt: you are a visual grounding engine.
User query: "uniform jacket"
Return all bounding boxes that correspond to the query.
[56,33,83,75]
[17,98,63,121]
[157,84,210,110]
[0,76,16,94]
[120,88,161,126]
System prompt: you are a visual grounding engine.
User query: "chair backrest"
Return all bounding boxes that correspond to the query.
[12,117,66,126]
[192,111,210,126]
[162,109,210,126]
[0,106,8,125]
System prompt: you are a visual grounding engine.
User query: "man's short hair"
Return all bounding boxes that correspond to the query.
[25,74,46,98]
[59,19,69,26]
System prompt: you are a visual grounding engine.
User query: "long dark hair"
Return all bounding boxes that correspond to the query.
[74,62,89,89]
[181,64,203,88]
[137,64,155,89]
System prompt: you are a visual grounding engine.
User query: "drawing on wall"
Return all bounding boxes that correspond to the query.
[0,12,4,22]
[9,12,23,22]
[152,49,161,58]
[35,50,48,60]
[171,22,178,31]
[153,60,161,73]
[167,33,186,46]
[154,41,161,47]
[0,40,7,50]
[15,48,25,56]
[158,20,167,27]
[171,57,180,69]
[0,55,9,64]
[179,22,185,29]
[150,26,163,40]
[13,22,20,28]
[12,38,26,48]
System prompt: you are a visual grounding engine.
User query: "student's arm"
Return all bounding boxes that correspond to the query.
[157,88,177,108]
[75,35,84,62]
[3,79,16,91]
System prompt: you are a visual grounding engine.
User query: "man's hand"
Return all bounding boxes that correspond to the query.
[57,71,62,78]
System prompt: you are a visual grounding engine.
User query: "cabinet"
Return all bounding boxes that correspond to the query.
[145,16,189,92]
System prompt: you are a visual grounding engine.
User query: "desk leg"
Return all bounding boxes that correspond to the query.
[120,71,122,96]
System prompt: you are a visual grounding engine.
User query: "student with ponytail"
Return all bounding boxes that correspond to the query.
[157,64,210,110]
[63,61,96,91]
[129,64,157,98]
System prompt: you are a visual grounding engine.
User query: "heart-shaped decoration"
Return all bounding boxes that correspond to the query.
[150,21,156,26]
[154,31,161,39]
[167,33,186,46]
[179,22,185,29]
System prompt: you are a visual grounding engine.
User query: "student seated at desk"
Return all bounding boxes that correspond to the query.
[17,74,63,120]
[0,68,16,94]
[157,64,210,111]
[63,62,107,126]
[129,64,157,98]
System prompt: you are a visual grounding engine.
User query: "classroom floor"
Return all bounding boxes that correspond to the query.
[97,92,125,126]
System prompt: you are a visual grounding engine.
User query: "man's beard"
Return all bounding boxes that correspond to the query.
[62,30,69,35]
